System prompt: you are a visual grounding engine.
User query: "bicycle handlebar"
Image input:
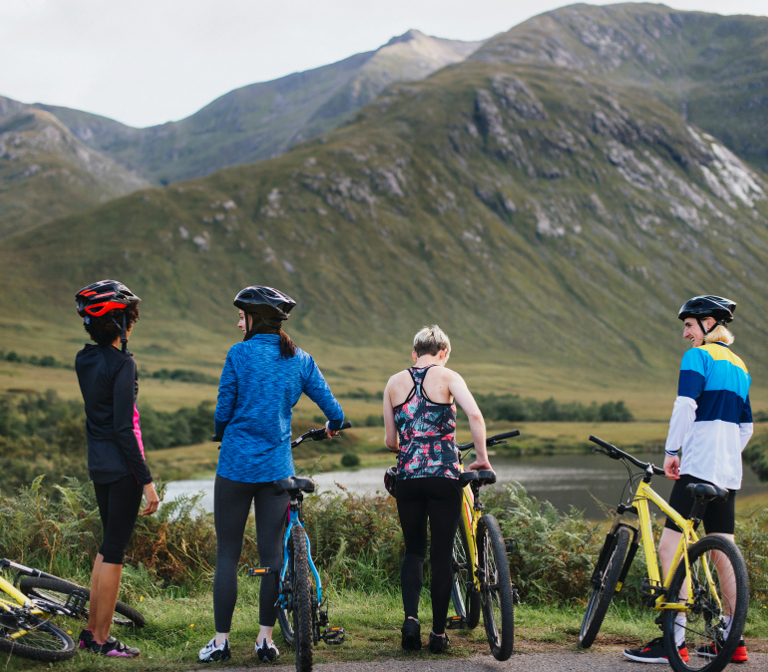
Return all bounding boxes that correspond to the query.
[457,429,520,451]
[291,421,352,448]
[589,435,665,476]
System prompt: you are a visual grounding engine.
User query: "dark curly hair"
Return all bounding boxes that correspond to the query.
[84,303,140,346]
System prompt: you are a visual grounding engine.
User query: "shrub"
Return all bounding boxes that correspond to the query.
[340,452,361,467]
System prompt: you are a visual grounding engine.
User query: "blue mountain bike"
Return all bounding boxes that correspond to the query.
[249,422,350,672]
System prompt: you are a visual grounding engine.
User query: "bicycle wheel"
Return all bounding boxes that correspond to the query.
[277,601,294,646]
[662,535,749,672]
[0,610,76,661]
[19,576,145,628]
[289,526,314,672]
[477,514,514,661]
[578,526,631,648]
[451,523,480,628]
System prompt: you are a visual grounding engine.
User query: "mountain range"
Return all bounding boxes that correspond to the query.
[1,3,767,389]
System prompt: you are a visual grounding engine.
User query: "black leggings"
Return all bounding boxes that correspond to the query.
[396,477,462,635]
[213,475,289,632]
[93,475,144,565]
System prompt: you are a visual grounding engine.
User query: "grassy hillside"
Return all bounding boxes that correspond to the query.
[0,110,149,238]
[1,57,767,398]
[13,30,484,185]
[473,3,768,172]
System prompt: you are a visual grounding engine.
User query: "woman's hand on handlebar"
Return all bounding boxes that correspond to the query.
[325,421,339,440]
[141,482,160,516]
[467,458,493,472]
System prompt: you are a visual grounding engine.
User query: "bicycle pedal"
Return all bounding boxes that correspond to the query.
[445,615,467,630]
[321,627,345,645]
[248,567,274,577]
[65,589,87,616]
[641,578,665,606]
[504,538,519,555]
[512,586,522,605]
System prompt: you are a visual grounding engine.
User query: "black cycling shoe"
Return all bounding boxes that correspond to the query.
[401,618,421,650]
[429,631,450,654]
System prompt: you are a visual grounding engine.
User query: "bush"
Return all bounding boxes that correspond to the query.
[340,452,361,467]
[462,394,634,423]
[149,368,218,385]
[744,432,768,481]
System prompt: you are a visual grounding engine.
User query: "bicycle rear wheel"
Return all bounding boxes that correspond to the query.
[477,514,514,661]
[451,522,480,629]
[19,576,145,627]
[0,610,76,661]
[579,526,631,648]
[662,535,749,672]
[289,526,314,672]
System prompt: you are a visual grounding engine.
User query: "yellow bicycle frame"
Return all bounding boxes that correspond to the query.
[0,573,48,640]
[459,478,482,592]
[619,480,722,614]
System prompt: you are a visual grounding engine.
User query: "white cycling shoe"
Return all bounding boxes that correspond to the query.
[255,638,279,662]
[199,637,231,662]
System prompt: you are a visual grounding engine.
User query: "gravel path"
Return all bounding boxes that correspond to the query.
[222,650,768,671]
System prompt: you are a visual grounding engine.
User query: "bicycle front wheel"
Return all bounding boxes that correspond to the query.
[579,526,631,648]
[451,523,480,629]
[662,535,749,672]
[477,514,514,661]
[19,576,145,627]
[289,526,314,672]
[277,601,294,646]
[0,610,76,661]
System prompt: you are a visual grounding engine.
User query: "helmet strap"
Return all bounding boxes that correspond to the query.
[697,317,724,338]
[111,312,130,353]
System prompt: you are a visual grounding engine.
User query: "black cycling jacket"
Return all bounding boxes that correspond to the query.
[75,344,153,485]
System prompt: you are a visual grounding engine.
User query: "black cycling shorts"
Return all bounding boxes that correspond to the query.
[664,474,736,535]
[93,475,144,564]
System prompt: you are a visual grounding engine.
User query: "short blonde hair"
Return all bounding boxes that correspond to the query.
[413,325,451,358]
[704,324,735,346]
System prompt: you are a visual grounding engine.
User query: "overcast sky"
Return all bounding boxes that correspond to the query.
[2,0,766,128]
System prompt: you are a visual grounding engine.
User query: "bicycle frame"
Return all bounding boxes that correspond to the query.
[278,501,324,611]
[617,479,721,614]
[459,478,482,593]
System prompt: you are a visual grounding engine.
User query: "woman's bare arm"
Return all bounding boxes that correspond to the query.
[449,372,490,470]
[383,378,399,452]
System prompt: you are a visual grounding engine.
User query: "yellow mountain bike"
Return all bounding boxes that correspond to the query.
[447,429,520,661]
[579,436,749,672]
[0,559,81,661]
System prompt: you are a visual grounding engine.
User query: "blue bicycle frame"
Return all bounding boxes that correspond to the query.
[279,507,323,611]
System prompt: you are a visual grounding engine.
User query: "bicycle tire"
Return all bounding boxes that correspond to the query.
[290,526,314,672]
[451,523,481,628]
[19,576,145,628]
[477,514,514,661]
[0,610,76,661]
[578,526,631,648]
[662,535,749,672]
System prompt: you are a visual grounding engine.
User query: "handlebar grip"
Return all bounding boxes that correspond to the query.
[339,420,352,430]
[492,430,520,441]
[210,434,222,442]
[589,435,616,451]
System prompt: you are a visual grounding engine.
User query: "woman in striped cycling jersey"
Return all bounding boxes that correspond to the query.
[624,295,752,665]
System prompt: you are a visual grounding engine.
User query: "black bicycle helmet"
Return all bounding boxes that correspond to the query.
[678,295,736,335]
[233,286,296,320]
[76,280,141,317]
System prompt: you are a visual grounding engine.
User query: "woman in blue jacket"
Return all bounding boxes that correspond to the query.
[199,286,345,664]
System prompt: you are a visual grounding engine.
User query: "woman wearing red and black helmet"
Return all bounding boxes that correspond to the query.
[74,280,159,658]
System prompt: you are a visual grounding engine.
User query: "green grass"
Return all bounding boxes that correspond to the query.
[5,585,767,670]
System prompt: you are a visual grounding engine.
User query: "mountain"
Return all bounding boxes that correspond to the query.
[0,108,149,239]
[2,51,767,382]
[13,30,485,185]
[472,3,768,172]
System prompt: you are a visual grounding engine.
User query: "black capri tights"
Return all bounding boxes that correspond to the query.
[93,475,144,565]
[396,477,462,635]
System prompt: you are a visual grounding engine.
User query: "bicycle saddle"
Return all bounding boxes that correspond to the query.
[686,482,729,503]
[459,470,497,487]
[273,476,316,495]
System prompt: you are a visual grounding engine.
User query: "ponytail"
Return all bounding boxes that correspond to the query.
[279,329,297,359]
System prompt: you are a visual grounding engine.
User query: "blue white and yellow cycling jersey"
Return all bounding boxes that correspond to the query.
[665,342,753,490]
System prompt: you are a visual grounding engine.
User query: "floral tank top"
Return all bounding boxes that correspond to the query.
[394,365,460,480]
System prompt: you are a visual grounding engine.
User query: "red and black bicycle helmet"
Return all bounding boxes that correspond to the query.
[76,280,141,317]
[233,286,296,320]
[678,295,736,335]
